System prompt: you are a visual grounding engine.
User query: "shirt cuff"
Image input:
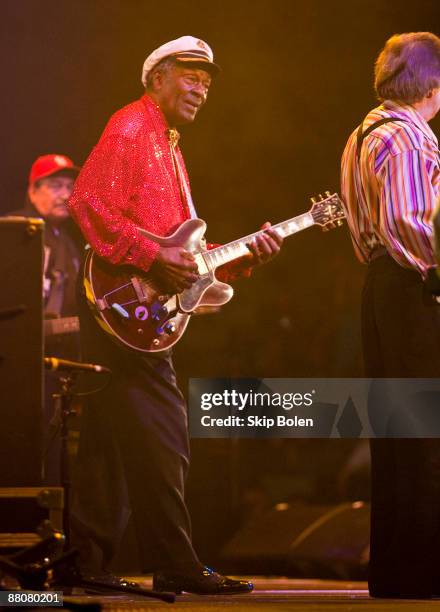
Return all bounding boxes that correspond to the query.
[125,235,160,271]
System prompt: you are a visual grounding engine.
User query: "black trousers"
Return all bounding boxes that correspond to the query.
[362,254,440,598]
[70,287,200,574]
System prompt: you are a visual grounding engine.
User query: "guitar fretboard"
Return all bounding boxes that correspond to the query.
[204,212,314,269]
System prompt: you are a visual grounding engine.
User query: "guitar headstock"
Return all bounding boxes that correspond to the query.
[309,192,345,231]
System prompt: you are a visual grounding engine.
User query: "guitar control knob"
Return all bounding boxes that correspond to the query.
[164,321,176,335]
[152,306,168,321]
[156,321,176,336]
[153,339,160,346]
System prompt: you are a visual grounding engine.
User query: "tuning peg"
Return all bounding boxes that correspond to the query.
[322,226,329,232]
[336,220,344,226]
[310,196,317,204]
[319,193,324,200]
[325,191,331,197]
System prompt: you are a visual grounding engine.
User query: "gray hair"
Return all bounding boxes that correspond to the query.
[374,32,440,104]
[145,56,177,91]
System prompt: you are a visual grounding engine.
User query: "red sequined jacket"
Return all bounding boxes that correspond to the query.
[69,94,251,281]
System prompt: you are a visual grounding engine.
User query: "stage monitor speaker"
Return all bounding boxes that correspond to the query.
[286,501,370,580]
[0,217,44,486]
[220,501,370,580]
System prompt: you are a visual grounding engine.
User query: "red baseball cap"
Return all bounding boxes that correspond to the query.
[29,154,80,186]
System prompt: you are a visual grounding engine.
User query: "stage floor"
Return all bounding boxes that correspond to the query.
[62,577,440,611]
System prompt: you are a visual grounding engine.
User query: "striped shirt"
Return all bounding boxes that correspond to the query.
[435,197,440,264]
[341,100,440,276]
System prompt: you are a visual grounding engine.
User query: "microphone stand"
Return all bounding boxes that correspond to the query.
[55,371,77,552]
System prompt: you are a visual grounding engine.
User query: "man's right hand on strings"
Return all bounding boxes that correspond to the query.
[154,246,199,293]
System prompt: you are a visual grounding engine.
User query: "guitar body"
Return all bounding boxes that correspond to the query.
[84,218,234,352]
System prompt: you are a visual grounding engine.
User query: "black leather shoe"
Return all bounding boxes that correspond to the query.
[153,566,253,595]
[51,565,141,591]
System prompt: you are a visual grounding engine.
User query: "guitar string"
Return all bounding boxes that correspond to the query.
[204,201,343,268]
[204,212,314,268]
[100,199,342,304]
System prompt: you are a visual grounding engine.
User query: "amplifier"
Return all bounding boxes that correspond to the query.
[0,217,44,486]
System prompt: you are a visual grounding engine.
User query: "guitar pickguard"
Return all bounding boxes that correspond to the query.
[179,274,215,312]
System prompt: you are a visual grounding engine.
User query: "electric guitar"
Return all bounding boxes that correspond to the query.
[83,192,344,352]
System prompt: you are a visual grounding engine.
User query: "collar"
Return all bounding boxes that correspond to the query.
[141,93,171,134]
[381,100,438,147]
[140,94,182,148]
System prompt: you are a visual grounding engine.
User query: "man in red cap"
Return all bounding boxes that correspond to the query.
[13,154,82,321]
[6,154,82,483]
[69,35,281,594]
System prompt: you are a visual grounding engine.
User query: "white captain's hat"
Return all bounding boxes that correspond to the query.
[141,35,220,86]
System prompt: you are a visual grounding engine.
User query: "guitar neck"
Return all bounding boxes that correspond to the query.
[204,212,314,269]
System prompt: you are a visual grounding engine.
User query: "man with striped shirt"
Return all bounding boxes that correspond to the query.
[341,32,440,598]
[435,198,440,265]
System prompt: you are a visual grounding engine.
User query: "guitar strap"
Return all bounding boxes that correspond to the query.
[356,117,408,161]
[167,128,198,219]
[175,154,198,219]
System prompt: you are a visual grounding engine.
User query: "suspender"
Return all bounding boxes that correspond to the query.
[356,117,408,161]
[355,116,410,260]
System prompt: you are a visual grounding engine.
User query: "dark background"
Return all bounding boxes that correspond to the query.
[2,0,439,565]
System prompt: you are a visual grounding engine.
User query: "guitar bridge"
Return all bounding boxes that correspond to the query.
[131,276,148,303]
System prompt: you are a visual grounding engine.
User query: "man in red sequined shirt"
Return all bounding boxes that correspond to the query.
[68,36,282,595]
